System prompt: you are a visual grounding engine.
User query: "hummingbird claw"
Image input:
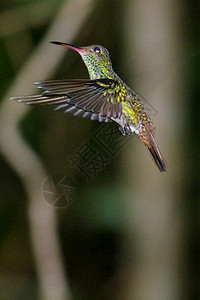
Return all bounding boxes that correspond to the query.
[124,123,132,135]
[119,124,132,136]
[119,126,126,136]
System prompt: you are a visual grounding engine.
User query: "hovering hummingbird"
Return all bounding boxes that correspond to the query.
[12,41,166,172]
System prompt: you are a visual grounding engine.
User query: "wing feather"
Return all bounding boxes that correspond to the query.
[12,78,127,122]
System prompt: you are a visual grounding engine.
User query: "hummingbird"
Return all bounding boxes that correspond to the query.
[12,41,166,172]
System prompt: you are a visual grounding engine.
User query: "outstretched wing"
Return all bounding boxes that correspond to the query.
[12,78,127,121]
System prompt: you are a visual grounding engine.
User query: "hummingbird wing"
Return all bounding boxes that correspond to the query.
[12,79,126,121]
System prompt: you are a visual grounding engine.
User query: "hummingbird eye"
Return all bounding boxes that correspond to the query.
[93,46,101,54]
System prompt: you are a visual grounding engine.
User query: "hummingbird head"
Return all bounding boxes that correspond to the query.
[51,41,114,79]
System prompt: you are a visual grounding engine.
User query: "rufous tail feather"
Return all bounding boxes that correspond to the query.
[139,125,166,172]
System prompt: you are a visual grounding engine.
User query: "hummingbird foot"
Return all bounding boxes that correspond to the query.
[119,123,132,136]
[119,126,126,136]
[124,123,132,135]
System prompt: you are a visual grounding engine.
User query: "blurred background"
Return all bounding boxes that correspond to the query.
[0,0,199,299]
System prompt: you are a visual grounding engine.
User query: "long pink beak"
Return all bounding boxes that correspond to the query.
[51,41,85,53]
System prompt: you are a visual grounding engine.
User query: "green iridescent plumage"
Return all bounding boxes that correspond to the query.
[12,41,166,172]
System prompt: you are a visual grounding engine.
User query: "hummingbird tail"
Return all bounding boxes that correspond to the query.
[139,125,166,172]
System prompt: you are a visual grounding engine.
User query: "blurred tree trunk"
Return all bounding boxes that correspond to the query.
[120,0,185,299]
[0,1,97,299]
